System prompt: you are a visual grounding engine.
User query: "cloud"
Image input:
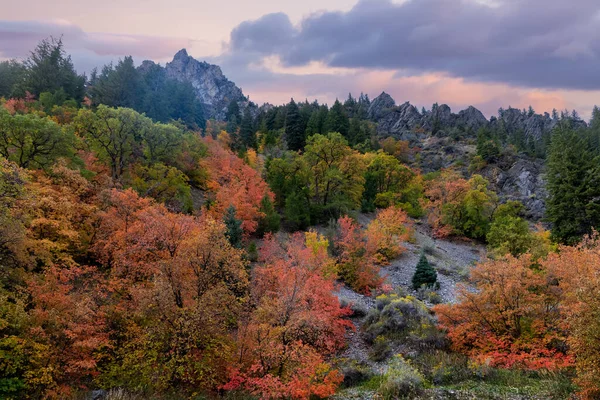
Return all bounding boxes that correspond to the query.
[0,20,192,72]
[225,0,600,91]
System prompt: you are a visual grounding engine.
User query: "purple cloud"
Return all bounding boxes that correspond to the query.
[0,20,192,72]
[225,0,600,90]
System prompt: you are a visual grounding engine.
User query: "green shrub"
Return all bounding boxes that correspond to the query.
[416,287,442,305]
[338,359,374,388]
[256,195,280,236]
[246,242,258,262]
[363,293,445,350]
[411,350,474,385]
[378,355,425,399]
[412,253,438,290]
[369,336,392,362]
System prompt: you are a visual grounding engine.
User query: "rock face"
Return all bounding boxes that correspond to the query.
[367,91,395,120]
[494,159,548,220]
[377,101,426,142]
[165,49,245,119]
[369,93,489,143]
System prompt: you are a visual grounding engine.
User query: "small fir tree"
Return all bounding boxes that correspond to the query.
[257,195,280,236]
[223,205,243,248]
[412,253,437,290]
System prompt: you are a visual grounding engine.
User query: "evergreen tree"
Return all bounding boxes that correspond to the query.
[226,100,241,133]
[284,99,305,151]
[325,99,350,137]
[412,253,438,290]
[240,110,256,149]
[285,189,311,230]
[343,93,357,118]
[20,37,85,101]
[0,60,26,98]
[223,205,243,248]
[89,56,140,108]
[257,195,281,236]
[547,123,600,244]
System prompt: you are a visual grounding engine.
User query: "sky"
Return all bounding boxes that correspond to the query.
[1,0,600,118]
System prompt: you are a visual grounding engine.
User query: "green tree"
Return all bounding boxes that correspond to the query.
[487,201,532,257]
[547,123,600,244]
[224,205,243,248]
[325,99,349,137]
[21,37,85,101]
[285,189,311,230]
[128,163,193,213]
[239,110,256,149]
[362,151,414,211]
[0,60,26,98]
[142,123,184,164]
[226,100,241,134]
[89,56,140,109]
[412,253,437,290]
[0,108,75,169]
[256,195,280,236]
[74,105,152,180]
[304,133,366,218]
[284,99,305,151]
[305,105,328,136]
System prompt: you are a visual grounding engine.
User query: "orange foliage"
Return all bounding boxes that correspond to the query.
[27,265,110,397]
[336,216,383,294]
[201,138,274,235]
[425,170,470,238]
[544,237,600,399]
[3,98,27,114]
[434,255,572,371]
[226,233,351,399]
[366,206,412,264]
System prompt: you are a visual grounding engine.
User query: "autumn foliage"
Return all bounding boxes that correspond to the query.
[225,233,351,399]
[435,238,600,398]
[201,137,274,235]
[335,207,411,294]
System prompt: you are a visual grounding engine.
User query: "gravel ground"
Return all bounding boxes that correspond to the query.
[334,216,486,369]
[383,221,485,304]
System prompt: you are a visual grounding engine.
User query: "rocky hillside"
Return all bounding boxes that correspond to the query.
[366,92,576,221]
[367,92,587,143]
[162,49,246,119]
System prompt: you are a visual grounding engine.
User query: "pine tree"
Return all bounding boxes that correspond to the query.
[223,205,243,248]
[547,123,600,244]
[325,99,350,137]
[240,110,256,149]
[226,100,241,133]
[412,253,437,290]
[257,195,280,236]
[284,99,305,151]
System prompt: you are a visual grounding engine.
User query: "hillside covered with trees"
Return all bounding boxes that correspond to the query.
[1,38,600,400]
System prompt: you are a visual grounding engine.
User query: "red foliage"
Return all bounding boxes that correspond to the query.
[27,264,110,395]
[3,98,27,114]
[433,255,573,371]
[336,216,384,295]
[201,138,274,235]
[225,233,351,399]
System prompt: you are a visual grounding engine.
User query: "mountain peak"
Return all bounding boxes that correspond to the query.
[165,49,245,120]
[173,48,189,61]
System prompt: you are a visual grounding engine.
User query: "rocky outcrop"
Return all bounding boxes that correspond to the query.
[367,91,395,120]
[370,93,490,142]
[456,106,488,132]
[494,159,548,220]
[165,49,245,119]
[377,101,426,142]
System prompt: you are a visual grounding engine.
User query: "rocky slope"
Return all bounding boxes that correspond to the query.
[164,49,246,120]
[367,91,586,143]
[367,92,568,220]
